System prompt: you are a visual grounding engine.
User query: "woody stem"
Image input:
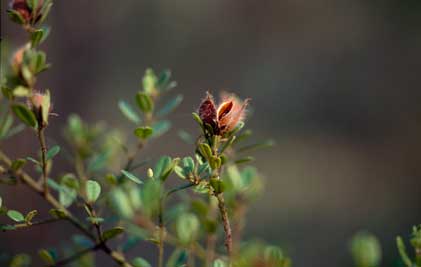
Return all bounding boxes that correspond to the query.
[37,126,49,196]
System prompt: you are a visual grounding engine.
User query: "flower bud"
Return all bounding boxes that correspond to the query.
[147,168,154,178]
[197,92,249,136]
[10,0,44,25]
[11,46,26,75]
[198,92,218,131]
[28,90,51,128]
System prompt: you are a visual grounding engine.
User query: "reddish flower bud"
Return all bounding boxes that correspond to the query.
[28,90,52,128]
[217,92,249,134]
[198,92,249,136]
[10,0,44,24]
[11,46,26,75]
[30,92,44,109]
[198,92,218,132]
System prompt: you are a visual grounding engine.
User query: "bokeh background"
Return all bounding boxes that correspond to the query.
[1,0,421,266]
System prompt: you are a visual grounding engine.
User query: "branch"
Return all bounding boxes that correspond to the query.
[216,193,233,258]
[1,218,61,232]
[36,127,49,196]
[47,242,104,267]
[0,149,134,267]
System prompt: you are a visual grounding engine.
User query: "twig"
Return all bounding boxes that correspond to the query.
[216,193,233,258]
[2,218,60,231]
[37,127,49,196]
[47,242,104,267]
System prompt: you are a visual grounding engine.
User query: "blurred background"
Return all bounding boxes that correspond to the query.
[1,0,421,266]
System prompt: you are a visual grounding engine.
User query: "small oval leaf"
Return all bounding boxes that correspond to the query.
[102,226,125,241]
[46,145,60,160]
[86,180,101,203]
[121,170,143,184]
[118,100,141,124]
[7,210,25,222]
[11,104,37,128]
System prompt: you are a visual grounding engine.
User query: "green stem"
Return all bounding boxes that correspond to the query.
[2,218,60,231]
[158,200,165,267]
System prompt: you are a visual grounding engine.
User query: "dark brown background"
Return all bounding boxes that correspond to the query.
[1,0,421,266]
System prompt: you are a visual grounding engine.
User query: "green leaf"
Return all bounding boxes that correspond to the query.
[38,249,55,265]
[59,186,77,208]
[213,259,227,267]
[141,179,162,217]
[238,140,275,153]
[7,210,25,222]
[73,234,94,248]
[121,170,143,184]
[166,249,188,267]
[31,29,43,47]
[157,69,172,90]
[87,153,109,172]
[118,100,141,124]
[86,180,101,203]
[34,51,48,73]
[86,216,104,225]
[157,95,183,117]
[351,232,382,267]
[11,158,27,171]
[176,213,199,244]
[151,120,171,138]
[38,1,53,24]
[0,114,13,139]
[182,157,194,174]
[46,145,60,160]
[61,174,80,190]
[198,143,213,161]
[397,236,412,267]
[264,246,284,262]
[154,156,174,181]
[9,253,31,267]
[1,225,16,231]
[26,156,40,165]
[11,104,37,128]
[177,130,194,144]
[31,27,50,47]
[4,124,25,139]
[234,156,254,165]
[25,210,38,223]
[174,166,186,179]
[102,226,125,241]
[49,209,67,219]
[111,188,134,219]
[209,178,225,194]
[136,92,154,113]
[134,126,153,140]
[192,112,203,127]
[132,257,151,267]
[13,86,30,97]
[142,68,158,94]
[7,10,26,24]
[220,136,236,154]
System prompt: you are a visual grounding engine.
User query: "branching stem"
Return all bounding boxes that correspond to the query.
[0,149,134,267]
